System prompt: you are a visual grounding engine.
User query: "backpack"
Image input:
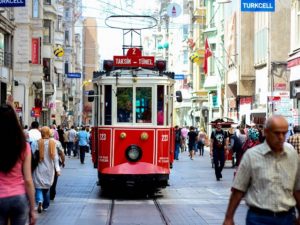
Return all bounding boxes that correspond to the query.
[31,150,40,172]
[231,134,242,153]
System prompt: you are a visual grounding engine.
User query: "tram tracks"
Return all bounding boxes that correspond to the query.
[106,198,170,225]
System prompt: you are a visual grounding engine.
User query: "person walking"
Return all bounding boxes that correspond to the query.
[77,126,90,164]
[187,126,198,160]
[32,126,60,213]
[223,115,300,225]
[180,126,188,152]
[28,121,41,148]
[0,103,36,225]
[68,126,77,157]
[287,125,300,154]
[49,130,65,201]
[63,128,69,155]
[210,122,229,181]
[174,125,181,160]
[228,127,243,168]
[197,127,207,156]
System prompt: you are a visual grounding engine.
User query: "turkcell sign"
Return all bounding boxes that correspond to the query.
[0,0,25,7]
[241,0,275,12]
[67,73,81,78]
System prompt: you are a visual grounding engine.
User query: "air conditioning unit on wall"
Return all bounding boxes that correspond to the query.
[290,80,300,99]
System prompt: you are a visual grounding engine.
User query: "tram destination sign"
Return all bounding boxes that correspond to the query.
[0,0,26,7]
[113,48,155,68]
[241,0,275,12]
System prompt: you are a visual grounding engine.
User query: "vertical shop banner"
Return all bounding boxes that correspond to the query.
[32,38,40,64]
[241,0,275,12]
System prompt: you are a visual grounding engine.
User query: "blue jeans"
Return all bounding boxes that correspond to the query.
[67,142,74,156]
[35,188,50,209]
[174,143,180,160]
[0,194,29,225]
[79,145,87,163]
[246,208,296,225]
[213,149,225,179]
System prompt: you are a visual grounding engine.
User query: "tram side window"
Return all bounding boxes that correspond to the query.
[157,85,164,125]
[104,85,112,125]
[136,87,152,123]
[117,87,133,123]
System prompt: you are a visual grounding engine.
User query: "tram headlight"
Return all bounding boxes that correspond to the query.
[140,132,149,141]
[125,145,142,162]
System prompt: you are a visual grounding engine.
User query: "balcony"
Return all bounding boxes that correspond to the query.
[43,2,57,18]
[193,7,206,29]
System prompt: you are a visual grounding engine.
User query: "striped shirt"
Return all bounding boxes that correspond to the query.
[233,141,300,212]
[287,134,300,154]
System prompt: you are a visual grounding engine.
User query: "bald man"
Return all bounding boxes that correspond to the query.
[223,115,300,225]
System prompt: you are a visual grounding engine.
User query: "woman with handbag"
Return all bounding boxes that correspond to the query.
[32,126,60,213]
[0,104,36,225]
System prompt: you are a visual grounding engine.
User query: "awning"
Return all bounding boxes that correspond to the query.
[250,108,266,115]
[288,51,300,68]
[203,75,220,89]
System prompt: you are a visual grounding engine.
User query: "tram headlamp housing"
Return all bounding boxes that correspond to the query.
[125,145,142,162]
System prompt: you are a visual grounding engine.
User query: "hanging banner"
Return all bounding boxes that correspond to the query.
[241,0,275,12]
[31,38,40,64]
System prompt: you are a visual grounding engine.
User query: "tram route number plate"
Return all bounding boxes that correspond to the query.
[114,47,155,68]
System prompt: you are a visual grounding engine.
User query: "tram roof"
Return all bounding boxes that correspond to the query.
[92,68,175,84]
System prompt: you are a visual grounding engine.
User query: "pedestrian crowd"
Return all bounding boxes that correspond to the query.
[174,116,300,224]
[0,103,91,225]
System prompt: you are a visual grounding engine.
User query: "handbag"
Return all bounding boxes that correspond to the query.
[31,150,40,171]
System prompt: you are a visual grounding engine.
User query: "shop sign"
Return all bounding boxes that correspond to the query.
[31,107,41,117]
[241,0,275,12]
[274,83,286,91]
[0,0,26,7]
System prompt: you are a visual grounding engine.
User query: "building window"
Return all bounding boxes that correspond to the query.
[65,30,70,46]
[56,15,62,32]
[210,43,216,74]
[64,62,69,74]
[43,0,51,5]
[0,33,4,66]
[32,0,39,18]
[43,20,51,44]
[65,8,70,19]
[183,50,188,64]
[182,24,189,40]
[43,58,51,82]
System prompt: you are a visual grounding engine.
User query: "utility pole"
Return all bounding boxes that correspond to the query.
[188,0,194,89]
[165,15,169,67]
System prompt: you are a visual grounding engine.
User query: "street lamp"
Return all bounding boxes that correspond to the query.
[217,0,232,3]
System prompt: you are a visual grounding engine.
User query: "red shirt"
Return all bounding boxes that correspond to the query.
[0,143,30,198]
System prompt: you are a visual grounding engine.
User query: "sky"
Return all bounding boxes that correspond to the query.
[81,0,161,60]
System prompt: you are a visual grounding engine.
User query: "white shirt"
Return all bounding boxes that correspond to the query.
[28,129,41,142]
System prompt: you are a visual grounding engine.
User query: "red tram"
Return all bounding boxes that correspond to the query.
[88,15,182,190]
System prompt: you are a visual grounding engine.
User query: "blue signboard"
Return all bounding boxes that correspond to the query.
[67,73,81,78]
[0,0,26,7]
[241,0,275,12]
[174,74,185,80]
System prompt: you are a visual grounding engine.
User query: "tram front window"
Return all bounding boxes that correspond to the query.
[136,87,152,123]
[117,87,133,123]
